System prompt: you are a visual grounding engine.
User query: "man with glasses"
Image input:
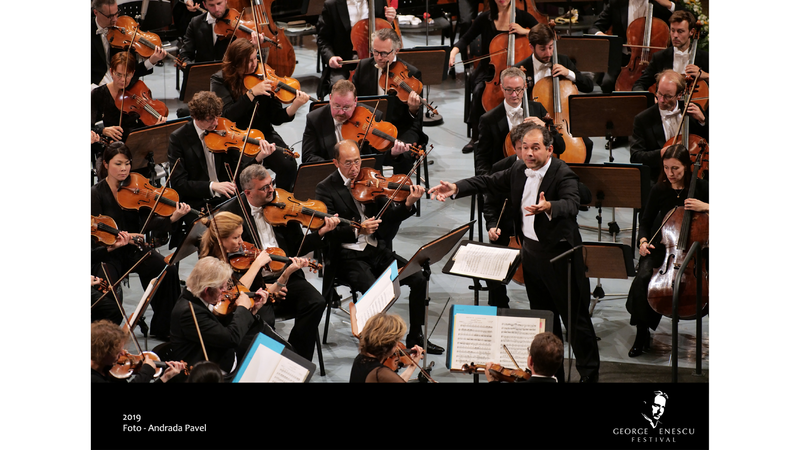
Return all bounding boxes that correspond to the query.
[315,140,445,355]
[351,28,427,176]
[302,80,401,167]
[630,69,707,185]
[91,0,166,86]
[217,164,333,361]
[517,23,594,162]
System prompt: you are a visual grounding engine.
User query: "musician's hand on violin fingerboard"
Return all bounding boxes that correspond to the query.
[251,79,274,98]
[108,231,131,251]
[318,215,340,236]
[359,217,381,236]
[390,140,409,156]
[170,202,192,223]
[407,91,422,115]
[161,361,186,383]
[405,185,425,208]
[255,140,276,163]
[149,47,167,65]
[287,257,309,275]
[255,250,273,269]
[384,6,396,22]
[293,90,310,107]
[211,181,237,198]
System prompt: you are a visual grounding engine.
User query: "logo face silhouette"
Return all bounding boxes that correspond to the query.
[642,391,668,428]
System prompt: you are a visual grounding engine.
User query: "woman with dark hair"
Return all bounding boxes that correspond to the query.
[448,0,538,152]
[91,52,166,143]
[210,38,308,190]
[186,360,224,383]
[626,144,709,357]
[91,143,191,338]
[349,313,424,383]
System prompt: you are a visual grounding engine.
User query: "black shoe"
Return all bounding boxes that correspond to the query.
[580,373,599,383]
[461,139,476,154]
[628,327,651,357]
[406,333,444,355]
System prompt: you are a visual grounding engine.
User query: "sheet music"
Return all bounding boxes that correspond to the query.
[354,262,398,335]
[450,314,496,368]
[496,316,543,368]
[236,345,281,382]
[450,244,519,281]
[269,358,310,383]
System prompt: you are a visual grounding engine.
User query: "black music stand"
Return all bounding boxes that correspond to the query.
[181,61,222,102]
[569,163,648,306]
[398,46,449,126]
[582,242,635,315]
[569,92,654,163]
[441,237,522,306]
[291,157,377,202]
[556,34,622,74]
[396,221,474,378]
[126,117,191,181]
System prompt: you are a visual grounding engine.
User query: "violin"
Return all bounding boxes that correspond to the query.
[114,80,169,127]
[460,362,532,382]
[351,0,403,60]
[341,106,424,156]
[213,7,279,48]
[383,342,415,371]
[350,167,412,203]
[615,4,669,92]
[378,61,438,114]
[117,172,203,217]
[646,144,708,319]
[532,29,586,163]
[109,350,167,379]
[107,15,187,68]
[228,241,322,273]
[243,61,318,104]
[203,117,299,158]
[263,188,360,230]
[482,0,533,112]
[91,214,151,250]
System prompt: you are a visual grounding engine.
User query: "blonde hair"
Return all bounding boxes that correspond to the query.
[199,212,243,260]
[359,313,407,360]
[91,319,126,363]
[186,256,233,296]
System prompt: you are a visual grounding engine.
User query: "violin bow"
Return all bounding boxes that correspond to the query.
[116,22,139,130]
[397,346,438,383]
[224,163,263,250]
[91,250,152,307]
[206,201,231,264]
[356,99,382,155]
[233,103,260,180]
[101,263,145,356]
[426,296,450,341]
[138,158,182,236]
[502,344,522,370]
[374,144,433,221]
[188,302,210,362]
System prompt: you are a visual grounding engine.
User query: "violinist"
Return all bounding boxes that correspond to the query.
[626,144,708,357]
[170,256,272,372]
[91,319,185,383]
[210,38,307,190]
[91,143,191,339]
[216,164,334,360]
[351,28,427,175]
[448,0,537,154]
[589,0,678,93]
[632,10,709,92]
[429,124,600,382]
[91,52,166,145]
[91,0,166,87]
[350,313,424,383]
[475,66,565,179]
[316,140,444,354]
[315,0,396,99]
[302,80,399,165]
[517,24,594,159]
[485,332,563,383]
[168,90,275,211]
[630,69,707,185]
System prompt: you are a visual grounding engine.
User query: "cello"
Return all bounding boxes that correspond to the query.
[351,0,403,60]
[646,144,708,319]
[615,3,669,92]
[662,75,709,179]
[481,0,533,113]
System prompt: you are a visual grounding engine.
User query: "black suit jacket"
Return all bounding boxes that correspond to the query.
[316,0,389,65]
[632,47,710,91]
[179,12,231,64]
[589,0,678,43]
[301,104,385,164]
[517,54,595,94]
[91,16,150,85]
[475,100,564,177]
[455,157,582,251]
[167,121,257,209]
[630,103,709,183]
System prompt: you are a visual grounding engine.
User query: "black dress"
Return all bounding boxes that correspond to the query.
[349,354,404,383]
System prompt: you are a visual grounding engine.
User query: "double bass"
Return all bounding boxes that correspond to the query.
[646,145,708,319]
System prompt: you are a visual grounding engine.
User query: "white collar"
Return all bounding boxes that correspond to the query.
[206,11,217,25]
[659,102,680,118]
[504,100,523,115]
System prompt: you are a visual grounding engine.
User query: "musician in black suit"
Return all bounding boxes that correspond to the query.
[351,28,428,175]
[630,70,707,185]
[315,140,444,354]
[632,10,709,91]
[517,24,594,162]
[91,0,165,87]
[167,91,276,211]
[485,331,563,383]
[316,0,396,99]
[430,124,600,382]
[589,0,679,93]
[302,80,400,167]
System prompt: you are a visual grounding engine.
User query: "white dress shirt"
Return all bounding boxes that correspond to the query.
[521,157,552,241]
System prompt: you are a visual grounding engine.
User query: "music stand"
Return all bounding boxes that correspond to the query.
[556,34,621,74]
[124,266,169,351]
[181,61,222,102]
[291,157,377,202]
[582,242,635,315]
[569,92,654,163]
[126,117,190,178]
[164,196,240,265]
[396,221,474,378]
[398,46,449,126]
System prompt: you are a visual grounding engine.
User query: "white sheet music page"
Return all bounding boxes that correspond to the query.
[450,244,519,281]
[269,358,310,383]
[354,261,398,336]
[450,313,497,368]
[496,316,544,368]
[236,345,281,382]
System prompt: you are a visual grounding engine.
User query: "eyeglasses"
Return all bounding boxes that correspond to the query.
[111,71,130,79]
[655,91,677,101]
[503,87,525,94]
[256,181,276,192]
[331,103,355,112]
[95,8,120,19]
[341,158,361,169]
[373,49,395,58]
